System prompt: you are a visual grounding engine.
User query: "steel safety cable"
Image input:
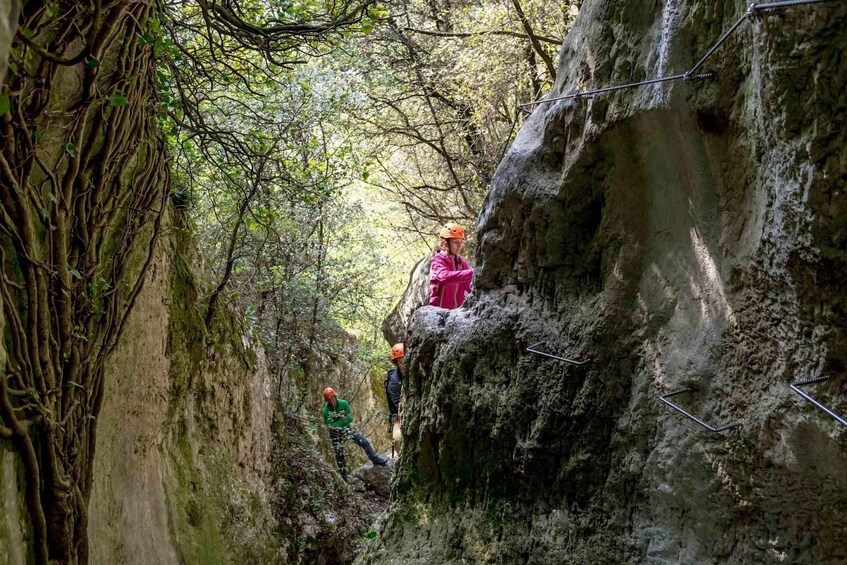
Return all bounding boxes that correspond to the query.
[752,0,843,10]
[685,13,750,77]
[519,0,844,109]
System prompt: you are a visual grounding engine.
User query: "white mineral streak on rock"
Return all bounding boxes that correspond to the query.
[652,0,680,105]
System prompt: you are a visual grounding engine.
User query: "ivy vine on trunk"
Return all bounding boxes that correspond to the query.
[0,0,168,561]
[0,0,379,560]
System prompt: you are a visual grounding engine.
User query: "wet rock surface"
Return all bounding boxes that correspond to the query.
[365,0,847,563]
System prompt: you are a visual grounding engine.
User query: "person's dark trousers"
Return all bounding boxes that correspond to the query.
[329,428,349,479]
[350,431,383,463]
[329,427,384,475]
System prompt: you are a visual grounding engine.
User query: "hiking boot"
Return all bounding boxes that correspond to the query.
[373,457,388,466]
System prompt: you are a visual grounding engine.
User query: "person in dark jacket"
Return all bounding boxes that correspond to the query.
[322,387,386,480]
[385,343,405,455]
[385,343,404,421]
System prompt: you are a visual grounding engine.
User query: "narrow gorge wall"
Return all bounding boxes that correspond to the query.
[86,215,372,564]
[87,217,278,564]
[366,1,847,563]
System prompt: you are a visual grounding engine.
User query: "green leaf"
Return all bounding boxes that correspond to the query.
[138,33,154,45]
[85,56,100,69]
[0,95,9,115]
[47,192,58,204]
[69,268,82,279]
[110,92,128,107]
[368,6,389,19]
[63,142,78,156]
[365,529,378,540]
[21,27,34,39]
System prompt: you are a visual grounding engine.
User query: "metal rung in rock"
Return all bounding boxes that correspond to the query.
[526,342,588,365]
[659,389,739,433]
[791,376,847,428]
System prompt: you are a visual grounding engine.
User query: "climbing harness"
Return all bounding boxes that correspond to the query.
[518,0,844,110]
[334,426,358,442]
[659,389,739,433]
[526,341,588,365]
[791,376,847,428]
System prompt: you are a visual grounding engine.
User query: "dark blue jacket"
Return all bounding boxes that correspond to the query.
[385,367,402,417]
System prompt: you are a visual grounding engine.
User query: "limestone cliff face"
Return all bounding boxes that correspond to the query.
[86,217,372,564]
[367,1,847,563]
[382,253,433,345]
[87,221,279,564]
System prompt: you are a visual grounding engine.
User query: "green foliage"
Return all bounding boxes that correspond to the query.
[324,0,577,225]
[156,0,577,471]
[110,92,128,107]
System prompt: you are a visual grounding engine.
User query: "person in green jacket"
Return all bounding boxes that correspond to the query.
[322,387,387,479]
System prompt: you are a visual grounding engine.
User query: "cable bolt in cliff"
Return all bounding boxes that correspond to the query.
[659,389,739,433]
[790,376,847,428]
[518,0,844,110]
[526,342,589,365]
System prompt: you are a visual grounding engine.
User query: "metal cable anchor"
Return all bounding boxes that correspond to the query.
[790,375,847,428]
[526,341,589,365]
[659,388,739,432]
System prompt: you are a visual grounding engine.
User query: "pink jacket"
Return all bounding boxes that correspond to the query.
[429,251,474,309]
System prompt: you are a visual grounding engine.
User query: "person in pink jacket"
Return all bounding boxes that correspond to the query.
[429,222,474,309]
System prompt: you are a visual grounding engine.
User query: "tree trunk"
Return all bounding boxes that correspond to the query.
[0,1,168,562]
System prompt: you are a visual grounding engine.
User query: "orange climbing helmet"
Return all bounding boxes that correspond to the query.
[322,387,336,399]
[390,343,405,360]
[438,222,466,240]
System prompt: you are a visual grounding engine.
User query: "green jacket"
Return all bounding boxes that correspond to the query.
[322,398,353,429]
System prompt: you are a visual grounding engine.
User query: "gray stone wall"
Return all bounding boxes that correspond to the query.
[366,1,847,563]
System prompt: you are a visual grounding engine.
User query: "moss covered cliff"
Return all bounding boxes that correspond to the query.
[366,1,847,563]
[84,213,376,564]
